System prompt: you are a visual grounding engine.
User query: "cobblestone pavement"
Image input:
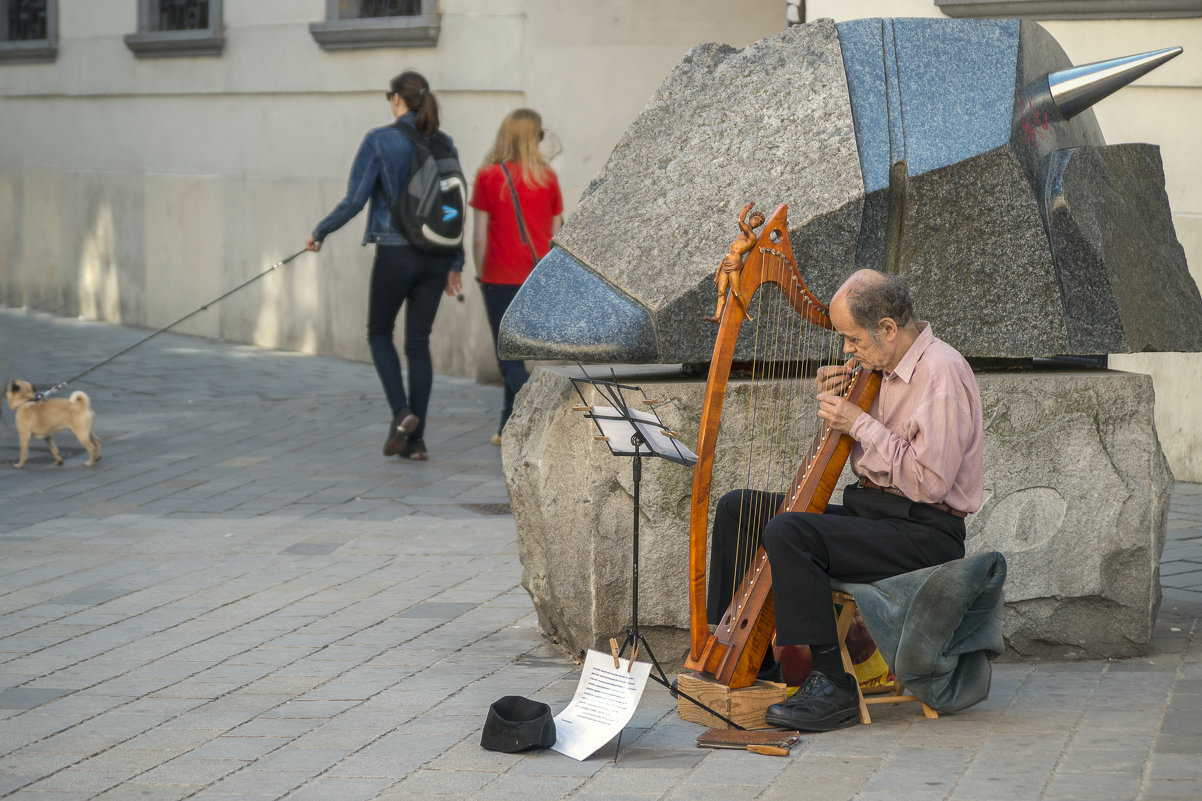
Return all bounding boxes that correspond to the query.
[1,307,1200,801]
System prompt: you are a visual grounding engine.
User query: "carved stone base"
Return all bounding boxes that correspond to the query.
[502,366,1172,664]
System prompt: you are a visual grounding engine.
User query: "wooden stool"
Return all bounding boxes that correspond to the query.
[833,589,938,724]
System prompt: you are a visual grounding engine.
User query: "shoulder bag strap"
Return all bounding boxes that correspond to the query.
[387,120,425,209]
[500,164,540,266]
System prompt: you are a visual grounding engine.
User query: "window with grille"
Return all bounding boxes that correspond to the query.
[359,0,423,16]
[125,0,224,58]
[310,0,440,50]
[5,0,46,39]
[0,0,57,63]
[156,0,210,31]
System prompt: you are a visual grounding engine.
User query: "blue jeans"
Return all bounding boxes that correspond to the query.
[367,246,452,441]
[481,283,529,433]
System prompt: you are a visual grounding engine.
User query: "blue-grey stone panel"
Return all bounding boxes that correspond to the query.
[837,18,896,195]
[893,17,1019,177]
[498,247,657,362]
[839,17,1025,183]
[837,18,899,274]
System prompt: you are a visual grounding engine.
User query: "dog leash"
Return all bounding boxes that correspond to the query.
[36,249,308,400]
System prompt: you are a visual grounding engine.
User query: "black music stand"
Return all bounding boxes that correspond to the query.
[569,365,744,736]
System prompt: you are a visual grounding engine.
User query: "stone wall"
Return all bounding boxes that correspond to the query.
[504,365,1172,666]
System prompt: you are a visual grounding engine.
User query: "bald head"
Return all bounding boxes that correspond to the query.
[834,269,914,337]
[827,270,920,373]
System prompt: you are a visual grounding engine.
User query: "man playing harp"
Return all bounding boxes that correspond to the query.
[708,269,984,732]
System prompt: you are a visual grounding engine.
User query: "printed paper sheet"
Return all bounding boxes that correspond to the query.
[551,649,652,760]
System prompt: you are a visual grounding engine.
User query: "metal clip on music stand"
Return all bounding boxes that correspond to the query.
[569,366,743,732]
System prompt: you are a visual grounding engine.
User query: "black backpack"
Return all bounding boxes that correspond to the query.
[389,121,467,252]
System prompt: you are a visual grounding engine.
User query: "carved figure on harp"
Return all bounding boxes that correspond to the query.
[707,202,765,323]
[706,269,985,732]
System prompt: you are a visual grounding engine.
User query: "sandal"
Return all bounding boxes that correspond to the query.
[397,439,428,461]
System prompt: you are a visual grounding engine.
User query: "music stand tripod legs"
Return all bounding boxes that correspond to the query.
[568,369,744,738]
[615,437,664,681]
[615,437,743,733]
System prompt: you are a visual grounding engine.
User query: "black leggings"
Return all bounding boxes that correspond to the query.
[366,245,451,441]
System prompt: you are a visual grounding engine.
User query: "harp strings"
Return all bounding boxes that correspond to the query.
[724,249,844,634]
[786,299,848,509]
[803,302,844,501]
[727,278,769,633]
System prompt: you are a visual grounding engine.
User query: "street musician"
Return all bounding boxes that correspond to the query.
[707,268,984,731]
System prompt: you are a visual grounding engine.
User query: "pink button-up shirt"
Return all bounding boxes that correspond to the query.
[848,322,984,514]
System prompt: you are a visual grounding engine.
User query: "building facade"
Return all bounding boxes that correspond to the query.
[2,1,1199,478]
[0,0,784,380]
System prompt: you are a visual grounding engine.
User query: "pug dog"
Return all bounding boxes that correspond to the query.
[4,380,102,468]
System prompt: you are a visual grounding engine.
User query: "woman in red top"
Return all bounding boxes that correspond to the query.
[470,109,564,443]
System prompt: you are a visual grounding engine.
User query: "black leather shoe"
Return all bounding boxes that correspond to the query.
[764,671,860,732]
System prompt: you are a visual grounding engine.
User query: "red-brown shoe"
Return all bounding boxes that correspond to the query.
[383,409,419,456]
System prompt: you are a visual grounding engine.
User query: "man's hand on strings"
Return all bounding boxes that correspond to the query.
[817,392,863,435]
[815,360,859,395]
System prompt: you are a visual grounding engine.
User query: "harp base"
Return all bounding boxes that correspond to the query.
[676,671,787,730]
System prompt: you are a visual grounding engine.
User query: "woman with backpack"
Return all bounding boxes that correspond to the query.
[306,71,464,462]
[470,109,564,445]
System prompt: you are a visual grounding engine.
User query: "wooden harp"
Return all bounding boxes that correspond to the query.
[683,203,881,689]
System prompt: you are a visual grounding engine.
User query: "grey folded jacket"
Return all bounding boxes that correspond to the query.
[833,550,1007,713]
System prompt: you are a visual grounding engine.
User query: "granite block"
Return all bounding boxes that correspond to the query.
[505,366,1170,662]
[1047,143,1202,354]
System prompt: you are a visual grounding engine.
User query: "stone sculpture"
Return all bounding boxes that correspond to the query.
[498,18,1196,662]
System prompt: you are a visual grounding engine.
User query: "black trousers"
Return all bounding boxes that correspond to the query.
[366,245,452,440]
[481,283,529,433]
[707,484,966,645]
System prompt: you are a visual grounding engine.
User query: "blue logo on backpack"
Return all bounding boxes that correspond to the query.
[389,121,466,252]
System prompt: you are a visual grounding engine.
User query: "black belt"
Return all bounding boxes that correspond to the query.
[857,477,967,519]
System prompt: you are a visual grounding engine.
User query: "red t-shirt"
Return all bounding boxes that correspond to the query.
[469,163,563,285]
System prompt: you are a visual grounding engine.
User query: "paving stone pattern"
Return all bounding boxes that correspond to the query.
[1,307,1200,800]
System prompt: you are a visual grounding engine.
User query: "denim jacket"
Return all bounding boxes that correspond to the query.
[311,111,464,271]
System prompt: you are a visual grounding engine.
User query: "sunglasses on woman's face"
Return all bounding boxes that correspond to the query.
[385,92,396,100]
[538,129,545,141]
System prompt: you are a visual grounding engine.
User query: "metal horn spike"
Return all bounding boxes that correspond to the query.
[1048,46,1182,120]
